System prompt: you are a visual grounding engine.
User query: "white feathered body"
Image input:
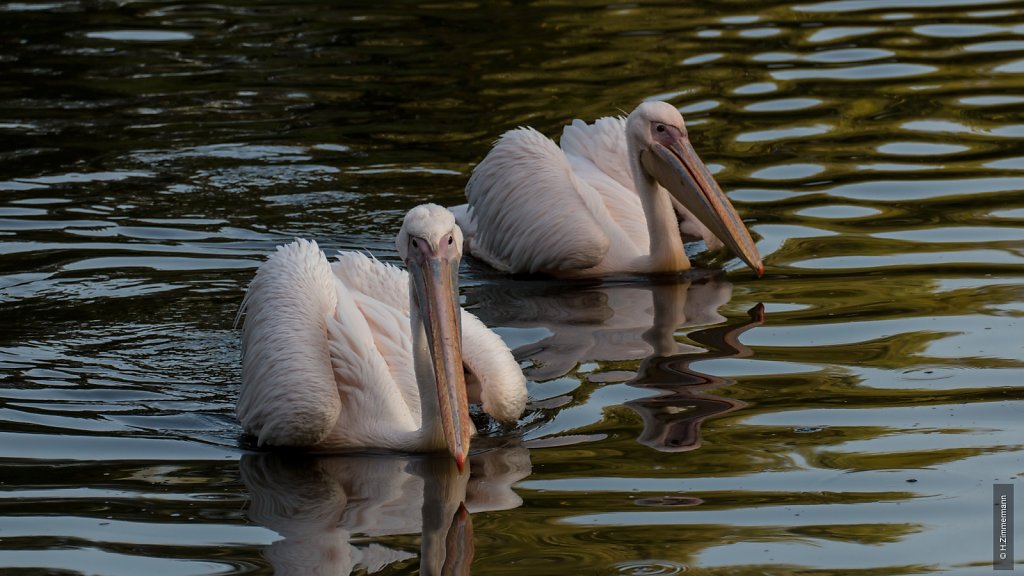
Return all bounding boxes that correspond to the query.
[452,116,720,277]
[237,239,526,452]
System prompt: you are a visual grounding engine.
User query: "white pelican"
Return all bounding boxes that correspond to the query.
[237,204,528,470]
[451,101,763,278]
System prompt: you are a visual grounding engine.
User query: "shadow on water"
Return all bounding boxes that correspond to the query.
[240,447,530,575]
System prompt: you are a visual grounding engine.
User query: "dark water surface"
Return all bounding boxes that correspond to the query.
[2,0,1023,574]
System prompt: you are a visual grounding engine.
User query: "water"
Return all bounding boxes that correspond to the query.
[2,0,1023,574]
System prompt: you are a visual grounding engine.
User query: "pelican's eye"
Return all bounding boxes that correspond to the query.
[447,235,454,245]
[412,238,419,249]
[652,121,685,144]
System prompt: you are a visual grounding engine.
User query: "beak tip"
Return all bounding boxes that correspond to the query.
[756,262,764,278]
[455,452,467,473]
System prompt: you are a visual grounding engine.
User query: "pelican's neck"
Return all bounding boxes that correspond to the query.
[410,294,446,450]
[629,148,689,274]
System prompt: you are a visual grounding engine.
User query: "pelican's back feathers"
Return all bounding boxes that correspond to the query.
[560,116,650,251]
[238,239,342,446]
[461,127,610,275]
[560,115,633,191]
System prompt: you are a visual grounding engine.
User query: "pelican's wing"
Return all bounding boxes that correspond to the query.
[239,241,416,449]
[459,309,527,422]
[336,253,526,424]
[559,116,633,190]
[330,251,409,314]
[460,127,611,275]
[325,252,420,441]
[561,116,649,250]
[238,239,344,446]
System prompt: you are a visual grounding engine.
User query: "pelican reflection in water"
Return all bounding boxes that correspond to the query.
[469,275,763,452]
[626,295,763,452]
[241,447,531,575]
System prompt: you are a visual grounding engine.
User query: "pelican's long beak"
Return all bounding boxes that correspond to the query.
[641,136,763,276]
[408,242,473,472]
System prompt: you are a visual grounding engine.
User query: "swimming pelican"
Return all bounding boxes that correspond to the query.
[450,101,762,278]
[237,204,527,470]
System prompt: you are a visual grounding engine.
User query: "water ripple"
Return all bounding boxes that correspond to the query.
[1,1,1024,575]
[771,63,938,81]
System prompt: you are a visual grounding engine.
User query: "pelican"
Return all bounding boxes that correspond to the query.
[237,204,528,470]
[451,101,763,278]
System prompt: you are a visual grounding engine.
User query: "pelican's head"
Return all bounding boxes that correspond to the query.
[626,101,763,277]
[397,204,472,471]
